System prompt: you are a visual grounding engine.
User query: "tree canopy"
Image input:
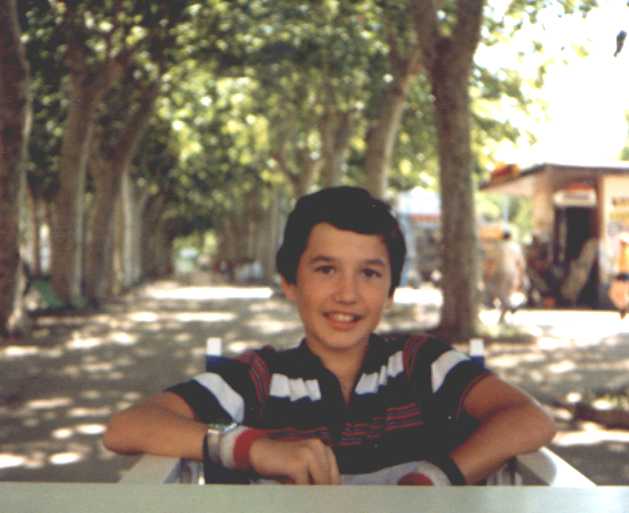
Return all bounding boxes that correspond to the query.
[1,0,600,336]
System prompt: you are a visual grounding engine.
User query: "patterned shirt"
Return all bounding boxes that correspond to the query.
[167,333,490,483]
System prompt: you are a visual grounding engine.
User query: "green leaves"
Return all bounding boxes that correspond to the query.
[19,0,601,254]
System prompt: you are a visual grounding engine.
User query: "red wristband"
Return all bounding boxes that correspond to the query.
[397,457,464,486]
[398,472,434,486]
[232,428,268,471]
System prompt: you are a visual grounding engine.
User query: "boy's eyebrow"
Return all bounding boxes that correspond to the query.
[307,255,387,267]
[364,258,387,267]
[307,255,334,264]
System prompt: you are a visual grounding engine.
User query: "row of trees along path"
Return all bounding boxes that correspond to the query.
[0,1,597,341]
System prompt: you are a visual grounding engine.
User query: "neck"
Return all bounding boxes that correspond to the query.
[308,344,367,404]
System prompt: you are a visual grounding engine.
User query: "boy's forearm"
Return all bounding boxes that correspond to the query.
[103,401,207,460]
[450,401,556,484]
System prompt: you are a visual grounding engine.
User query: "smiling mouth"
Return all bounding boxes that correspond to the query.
[325,312,361,323]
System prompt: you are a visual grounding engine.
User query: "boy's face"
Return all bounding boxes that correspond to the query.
[281,222,392,363]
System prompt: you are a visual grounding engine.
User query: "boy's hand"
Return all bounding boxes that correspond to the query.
[249,437,341,485]
[397,458,465,486]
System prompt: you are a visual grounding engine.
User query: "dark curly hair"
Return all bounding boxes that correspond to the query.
[276,186,406,296]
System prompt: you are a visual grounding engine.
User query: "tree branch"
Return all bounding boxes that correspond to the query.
[112,82,160,169]
[271,146,299,192]
[451,0,485,62]
[384,18,402,74]
[411,0,440,73]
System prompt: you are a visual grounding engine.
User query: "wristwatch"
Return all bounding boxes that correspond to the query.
[204,421,238,465]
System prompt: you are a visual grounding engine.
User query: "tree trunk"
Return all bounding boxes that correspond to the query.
[414,0,486,340]
[157,224,176,277]
[85,158,123,303]
[51,80,101,306]
[140,195,168,279]
[84,87,157,304]
[364,12,422,200]
[273,144,321,199]
[320,110,354,188]
[0,0,31,334]
[50,38,126,306]
[296,155,320,197]
[364,75,414,199]
[432,67,479,339]
[27,188,43,276]
[259,186,283,282]
[121,173,148,287]
[219,217,238,265]
[109,190,125,296]
[42,200,53,274]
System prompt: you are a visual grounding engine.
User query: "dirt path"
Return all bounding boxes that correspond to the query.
[1,274,629,484]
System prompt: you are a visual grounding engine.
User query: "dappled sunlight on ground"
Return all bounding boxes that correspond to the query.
[227,340,267,354]
[144,284,275,301]
[554,423,629,447]
[479,307,629,484]
[0,276,306,482]
[510,309,627,342]
[127,310,237,324]
[486,330,629,401]
[550,421,629,483]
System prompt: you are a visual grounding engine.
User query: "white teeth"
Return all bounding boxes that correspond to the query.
[329,313,356,322]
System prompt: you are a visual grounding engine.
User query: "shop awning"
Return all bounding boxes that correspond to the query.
[480,161,629,197]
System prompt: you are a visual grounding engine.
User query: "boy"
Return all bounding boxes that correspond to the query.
[104,186,555,485]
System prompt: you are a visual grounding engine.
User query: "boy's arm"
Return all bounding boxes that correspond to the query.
[103,392,207,460]
[450,375,557,484]
[103,392,341,484]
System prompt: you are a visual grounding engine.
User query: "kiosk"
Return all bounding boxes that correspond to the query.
[480,162,629,308]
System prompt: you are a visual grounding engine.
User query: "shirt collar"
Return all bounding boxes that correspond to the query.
[294,334,387,377]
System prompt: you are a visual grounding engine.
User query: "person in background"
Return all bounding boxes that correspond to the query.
[486,229,527,323]
[104,187,555,485]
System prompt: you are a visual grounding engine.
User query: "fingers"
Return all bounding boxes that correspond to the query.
[250,437,340,485]
[292,466,310,485]
[300,439,339,485]
[325,444,341,485]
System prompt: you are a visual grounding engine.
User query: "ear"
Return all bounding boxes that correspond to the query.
[280,276,298,302]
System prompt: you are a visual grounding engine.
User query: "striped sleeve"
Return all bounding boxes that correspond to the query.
[166,349,271,424]
[404,336,491,418]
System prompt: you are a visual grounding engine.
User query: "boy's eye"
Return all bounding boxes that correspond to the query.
[362,268,382,279]
[314,265,335,275]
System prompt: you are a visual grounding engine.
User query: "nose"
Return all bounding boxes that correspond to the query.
[334,272,358,303]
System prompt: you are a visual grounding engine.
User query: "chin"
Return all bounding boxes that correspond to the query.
[322,334,370,352]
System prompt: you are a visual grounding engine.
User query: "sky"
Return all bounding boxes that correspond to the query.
[478,1,629,168]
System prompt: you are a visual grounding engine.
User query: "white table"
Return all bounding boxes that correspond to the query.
[2,483,628,513]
